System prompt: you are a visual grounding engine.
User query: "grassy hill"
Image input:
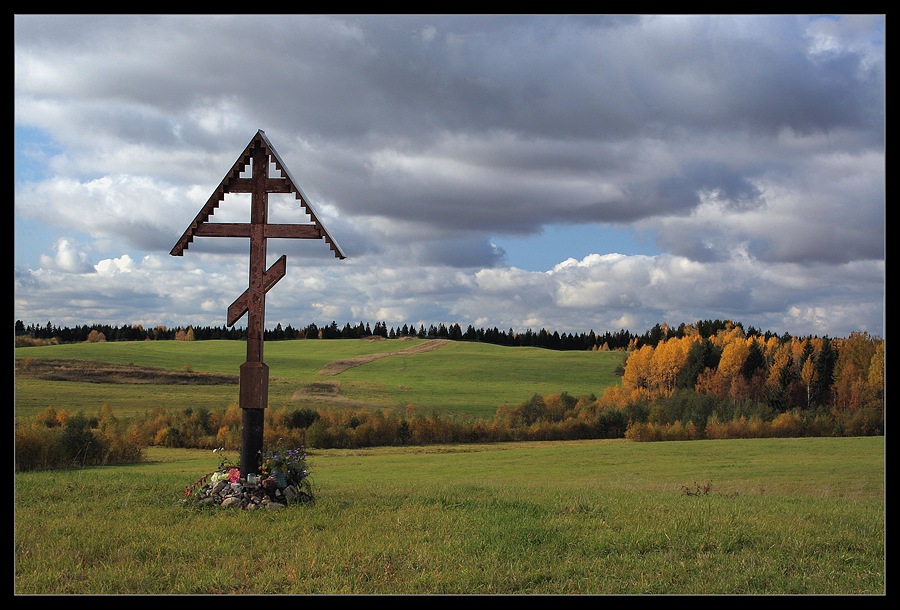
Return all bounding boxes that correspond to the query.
[14,338,626,420]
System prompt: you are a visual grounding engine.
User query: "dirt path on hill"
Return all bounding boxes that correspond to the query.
[318,339,451,376]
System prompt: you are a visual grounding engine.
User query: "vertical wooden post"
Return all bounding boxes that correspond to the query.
[240,144,270,475]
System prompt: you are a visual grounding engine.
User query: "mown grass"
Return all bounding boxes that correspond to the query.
[13,377,241,420]
[14,436,884,595]
[15,339,625,420]
[330,340,620,417]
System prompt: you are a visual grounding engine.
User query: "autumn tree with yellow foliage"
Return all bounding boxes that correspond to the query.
[604,322,882,438]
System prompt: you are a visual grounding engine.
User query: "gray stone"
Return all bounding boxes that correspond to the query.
[283,485,297,502]
[221,496,242,508]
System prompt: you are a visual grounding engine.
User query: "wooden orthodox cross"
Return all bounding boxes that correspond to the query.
[171,129,345,475]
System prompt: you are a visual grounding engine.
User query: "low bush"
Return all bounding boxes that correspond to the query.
[15,407,143,472]
[15,386,885,472]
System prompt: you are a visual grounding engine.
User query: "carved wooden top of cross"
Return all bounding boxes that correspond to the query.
[170,130,345,332]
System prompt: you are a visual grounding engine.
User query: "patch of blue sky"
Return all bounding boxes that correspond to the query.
[491,223,659,272]
[14,125,62,186]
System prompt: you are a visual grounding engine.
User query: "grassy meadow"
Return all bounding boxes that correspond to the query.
[14,436,884,594]
[14,338,626,420]
[14,339,885,594]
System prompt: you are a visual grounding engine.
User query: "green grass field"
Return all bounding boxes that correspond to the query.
[15,339,626,420]
[14,436,884,594]
[14,340,885,594]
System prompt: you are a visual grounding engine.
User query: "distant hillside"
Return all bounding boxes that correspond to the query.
[14,338,626,420]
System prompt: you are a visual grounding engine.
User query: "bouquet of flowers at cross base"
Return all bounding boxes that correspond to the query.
[258,443,312,496]
[182,444,313,506]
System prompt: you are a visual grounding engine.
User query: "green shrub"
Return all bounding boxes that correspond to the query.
[60,413,109,467]
[287,408,320,429]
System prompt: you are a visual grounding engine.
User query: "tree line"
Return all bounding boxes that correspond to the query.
[15,318,796,352]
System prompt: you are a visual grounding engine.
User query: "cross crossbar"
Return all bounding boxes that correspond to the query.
[227,255,287,327]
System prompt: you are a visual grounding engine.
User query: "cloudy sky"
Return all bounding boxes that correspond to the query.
[14,14,885,339]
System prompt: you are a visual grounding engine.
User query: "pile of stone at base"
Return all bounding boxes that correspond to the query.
[189,475,313,511]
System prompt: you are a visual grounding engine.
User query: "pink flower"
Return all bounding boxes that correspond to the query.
[227,468,241,483]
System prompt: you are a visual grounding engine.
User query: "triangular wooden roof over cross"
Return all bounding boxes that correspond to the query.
[171,129,345,261]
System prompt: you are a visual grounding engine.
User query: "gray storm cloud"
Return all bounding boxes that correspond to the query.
[14,14,884,338]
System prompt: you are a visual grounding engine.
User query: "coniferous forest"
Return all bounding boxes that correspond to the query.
[14,317,790,351]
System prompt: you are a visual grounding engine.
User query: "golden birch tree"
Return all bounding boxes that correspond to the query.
[622,344,654,392]
[649,335,696,396]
